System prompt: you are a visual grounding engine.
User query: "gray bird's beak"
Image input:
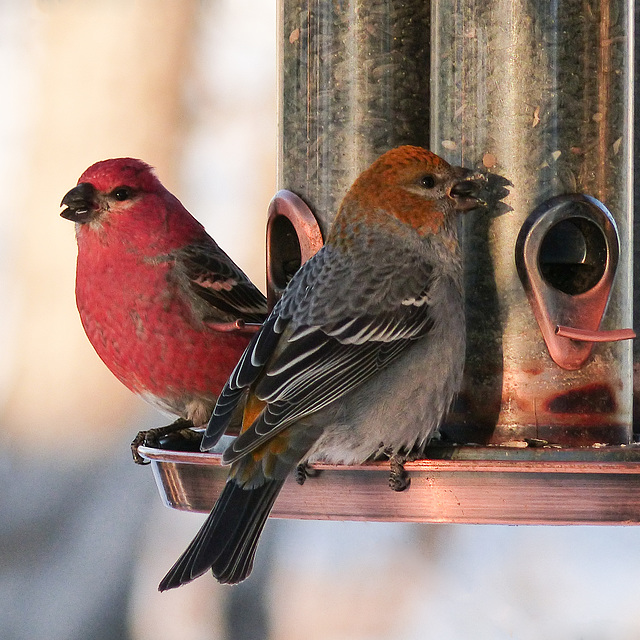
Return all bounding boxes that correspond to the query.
[448,169,488,212]
[60,182,97,223]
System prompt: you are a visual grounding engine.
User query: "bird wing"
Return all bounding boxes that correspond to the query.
[173,243,268,324]
[222,303,434,464]
[201,311,284,449]
[204,235,437,463]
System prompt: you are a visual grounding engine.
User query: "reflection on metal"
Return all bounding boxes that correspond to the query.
[266,190,323,308]
[515,194,633,370]
[140,443,640,524]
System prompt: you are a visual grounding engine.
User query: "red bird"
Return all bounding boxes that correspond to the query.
[159,146,486,588]
[61,158,268,460]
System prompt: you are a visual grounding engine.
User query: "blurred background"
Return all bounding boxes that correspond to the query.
[1,2,640,639]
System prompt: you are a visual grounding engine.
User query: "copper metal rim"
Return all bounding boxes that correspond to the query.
[139,444,640,525]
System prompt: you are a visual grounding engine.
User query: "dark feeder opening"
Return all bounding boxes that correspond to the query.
[268,214,302,292]
[265,190,323,308]
[539,216,608,296]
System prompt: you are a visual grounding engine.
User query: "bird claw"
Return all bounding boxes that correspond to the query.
[294,462,320,485]
[130,418,196,465]
[131,431,151,465]
[389,456,411,492]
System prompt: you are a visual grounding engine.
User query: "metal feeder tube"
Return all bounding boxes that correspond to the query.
[278,0,431,234]
[432,0,634,446]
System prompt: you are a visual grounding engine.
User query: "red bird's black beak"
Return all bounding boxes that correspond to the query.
[60,182,97,223]
[448,170,487,213]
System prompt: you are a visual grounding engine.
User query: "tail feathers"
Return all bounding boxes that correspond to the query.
[158,477,285,590]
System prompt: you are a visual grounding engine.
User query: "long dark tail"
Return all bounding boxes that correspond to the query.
[158,477,285,589]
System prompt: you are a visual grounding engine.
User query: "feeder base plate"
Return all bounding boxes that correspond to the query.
[139,441,640,525]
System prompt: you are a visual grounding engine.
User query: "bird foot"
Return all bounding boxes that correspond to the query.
[131,418,196,465]
[294,462,319,486]
[389,455,411,492]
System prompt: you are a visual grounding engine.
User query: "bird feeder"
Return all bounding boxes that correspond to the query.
[141,0,640,525]
[432,0,635,449]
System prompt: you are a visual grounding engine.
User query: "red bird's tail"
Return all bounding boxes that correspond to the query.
[158,477,285,589]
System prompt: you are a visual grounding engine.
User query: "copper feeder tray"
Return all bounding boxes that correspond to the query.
[139,440,640,525]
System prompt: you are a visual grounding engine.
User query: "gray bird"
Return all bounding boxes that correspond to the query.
[159,145,486,589]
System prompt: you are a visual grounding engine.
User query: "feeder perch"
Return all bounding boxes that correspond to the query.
[141,0,640,525]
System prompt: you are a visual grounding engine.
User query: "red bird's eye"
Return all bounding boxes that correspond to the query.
[419,175,436,189]
[113,187,132,201]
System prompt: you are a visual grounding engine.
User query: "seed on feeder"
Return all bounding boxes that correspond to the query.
[289,28,300,44]
[532,106,540,127]
[441,140,457,150]
[612,137,622,155]
[482,152,497,168]
[503,440,529,448]
[524,438,549,447]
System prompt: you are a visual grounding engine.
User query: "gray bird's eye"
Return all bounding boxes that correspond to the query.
[419,175,436,189]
